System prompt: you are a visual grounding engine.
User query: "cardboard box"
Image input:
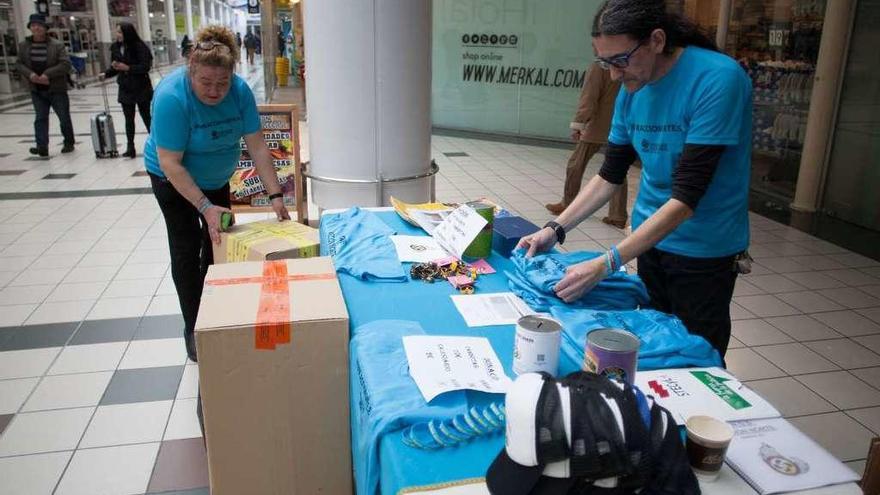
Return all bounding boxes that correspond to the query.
[195,257,351,495]
[215,219,320,263]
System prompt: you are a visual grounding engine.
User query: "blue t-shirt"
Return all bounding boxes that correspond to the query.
[144,66,261,190]
[609,46,753,258]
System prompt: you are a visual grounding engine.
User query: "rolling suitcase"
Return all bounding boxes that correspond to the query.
[91,82,118,158]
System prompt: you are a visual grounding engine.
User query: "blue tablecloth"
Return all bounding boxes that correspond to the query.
[337,211,583,495]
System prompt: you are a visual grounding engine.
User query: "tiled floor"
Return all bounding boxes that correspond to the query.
[0,60,879,492]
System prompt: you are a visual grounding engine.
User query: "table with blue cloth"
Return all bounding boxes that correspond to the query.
[323,208,861,495]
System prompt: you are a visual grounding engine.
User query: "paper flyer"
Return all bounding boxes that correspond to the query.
[432,205,488,259]
[450,292,535,327]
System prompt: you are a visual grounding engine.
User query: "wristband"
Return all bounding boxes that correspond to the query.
[268,192,283,201]
[197,197,212,215]
[610,246,623,272]
[604,252,614,277]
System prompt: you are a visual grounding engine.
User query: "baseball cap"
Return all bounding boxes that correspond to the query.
[27,14,47,28]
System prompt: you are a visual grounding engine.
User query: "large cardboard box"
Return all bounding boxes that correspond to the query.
[214,219,320,263]
[195,257,351,495]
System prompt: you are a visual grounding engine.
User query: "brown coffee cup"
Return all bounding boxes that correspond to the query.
[685,415,734,482]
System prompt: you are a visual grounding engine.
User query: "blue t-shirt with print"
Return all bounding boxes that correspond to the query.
[144,66,261,190]
[609,46,753,258]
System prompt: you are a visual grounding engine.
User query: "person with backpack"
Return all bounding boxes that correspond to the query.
[99,22,153,158]
[243,31,256,64]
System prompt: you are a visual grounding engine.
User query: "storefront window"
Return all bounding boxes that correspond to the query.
[726,0,825,200]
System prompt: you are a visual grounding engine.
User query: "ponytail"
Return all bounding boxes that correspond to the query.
[592,0,718,53]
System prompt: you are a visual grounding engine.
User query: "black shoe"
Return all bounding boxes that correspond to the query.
[61,143,74,153]
[123,147,136,158]
[29,147,48,157]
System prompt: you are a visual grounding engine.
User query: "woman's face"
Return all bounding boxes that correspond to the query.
[190,64,233,105]
[115,26,123,42]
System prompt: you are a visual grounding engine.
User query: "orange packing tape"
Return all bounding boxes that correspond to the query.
[204,262,336,350]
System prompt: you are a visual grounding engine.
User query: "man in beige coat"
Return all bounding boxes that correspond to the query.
[546,64,628,228]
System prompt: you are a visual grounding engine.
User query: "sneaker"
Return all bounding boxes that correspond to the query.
[28,147,48,157]
[545,202,566,215]
[61,143,75,153]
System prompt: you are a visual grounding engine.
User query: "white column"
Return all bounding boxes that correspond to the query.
[13,0,35,46]
[92,0,113,68]
[199,0,207,27]
[304,0,432,208]
[185,0,195,38]
[165,0,177,44]
[136,0,152,42]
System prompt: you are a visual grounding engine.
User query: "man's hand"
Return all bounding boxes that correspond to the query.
[30,73,49,85]
[571,129,582,141]
[114,62,130,71]
[554,257,607,303]
[272,197,291,221]
[516,227,558,258]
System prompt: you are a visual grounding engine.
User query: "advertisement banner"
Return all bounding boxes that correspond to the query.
[432,0,605,140]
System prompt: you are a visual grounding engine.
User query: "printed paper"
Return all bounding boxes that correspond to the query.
[450,292,535,327]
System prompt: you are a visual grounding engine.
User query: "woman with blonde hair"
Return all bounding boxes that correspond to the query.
[143,26,290,363]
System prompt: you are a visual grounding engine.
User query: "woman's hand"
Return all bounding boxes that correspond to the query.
[554,257,607,303]
[113,62,130,71]
[516,227,558,258]
[204,205,233,245]
[272,197,291,221]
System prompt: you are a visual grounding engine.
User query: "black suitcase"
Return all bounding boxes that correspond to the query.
[91,82,118,158]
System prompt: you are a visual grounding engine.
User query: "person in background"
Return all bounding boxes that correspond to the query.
[180,34,192,58]
[519,0,752,359]
[243,31,256,64]
[546,64,626,230]
[144,25,290,363]
[16,14,75,158]
[99,23,153,158]
[235,31,242,52]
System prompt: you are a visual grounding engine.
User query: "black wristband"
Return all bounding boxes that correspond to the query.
[544,221,566,245]
[268,192,283,201]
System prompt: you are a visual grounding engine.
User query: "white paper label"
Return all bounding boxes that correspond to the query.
[432,205,488,259]
[450,292,535,327]
[390,235,449,263]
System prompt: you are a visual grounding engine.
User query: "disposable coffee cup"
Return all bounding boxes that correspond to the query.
[685,415,734,482]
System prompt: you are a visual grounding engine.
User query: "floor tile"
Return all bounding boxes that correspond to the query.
[729,301,756,320]
[818,287,880,309]
[0,347,61,380]
[829,253,880,269]
[176,365,199,400]
[87,296,151,320]
[0,322,78,351]
[746,377,837,417]
[725,348,787,381]
[119,338,186,369]
[852,367,880,391]
[55,442,160,495]
[789,412,874,462]
[0,407,93,456]
[823,269,880,287]
[164,398,202,440]
[80,400,173,448]
[782,271,847,290]
[731,319,793,346]
[0,414,10,436]
[0,284,54,305]
[859,285,880,300]
[790,255,847,271]
[147,438,209,493]
[811,310,880,337]
[855,335,880,357]
[0,304,36,326]
[114,262,168,280]
[732,279,765,297]
[48,342,128,375]
[846,460,867,477]
[847,407,880,436]
[25,300,95,325]
[29,254,84,271]
[0,451,73,495]
[102,278,161,298]
[0,377,38,414]
[144,295,183,316]
[764,315,843,341]
[45,281,108,302]
[860,307,880,325]
[136,314,184,340]
[9,268,70,287]
[733,294,801,318]
[63,265,120,283]
[776,291,846,314]
[805,339,880,369]
[22,371,113,412]
[75,251,128,268]
[796,371,880,409]
[754,256,812,274]
[727,336,745,349]
[101,366,185,405]
[753,343,839,375]
[69,317,139,345]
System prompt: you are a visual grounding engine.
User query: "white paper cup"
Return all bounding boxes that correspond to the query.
[685,415,734,482]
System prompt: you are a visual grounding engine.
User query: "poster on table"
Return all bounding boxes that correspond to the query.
[229,104,307,224]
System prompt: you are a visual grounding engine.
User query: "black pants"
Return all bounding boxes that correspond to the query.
[31,90,75,150]
[149,173,230,356]
[121,100,151,149]
[637,247,738,358]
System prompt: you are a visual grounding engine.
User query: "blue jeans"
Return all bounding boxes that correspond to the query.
[31,90,75,150]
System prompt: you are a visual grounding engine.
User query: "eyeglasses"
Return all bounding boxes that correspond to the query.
[595,40,644,70]
[195,41,231,53]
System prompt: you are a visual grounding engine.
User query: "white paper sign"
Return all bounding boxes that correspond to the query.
[402,335,513,402]
[432,205,488,259]
[409,209,452,235]
[390,235,448,263]
[450,292,535,327]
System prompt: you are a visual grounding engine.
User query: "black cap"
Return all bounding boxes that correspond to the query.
[27,14,47,29]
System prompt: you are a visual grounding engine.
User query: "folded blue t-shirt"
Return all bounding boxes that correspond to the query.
[506,249,649,312]
[319,207,408,282]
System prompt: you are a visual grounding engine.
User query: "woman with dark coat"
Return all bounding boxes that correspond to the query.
[99,22,153,158]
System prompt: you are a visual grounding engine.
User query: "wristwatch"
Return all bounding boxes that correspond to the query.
[543,221,566,245]
[268,192,283,201]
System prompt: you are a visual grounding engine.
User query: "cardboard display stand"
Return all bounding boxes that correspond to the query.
[229,104,307,224]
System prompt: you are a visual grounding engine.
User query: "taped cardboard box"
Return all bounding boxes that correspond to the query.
[195,257,351,495]
[214,219,320,263]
